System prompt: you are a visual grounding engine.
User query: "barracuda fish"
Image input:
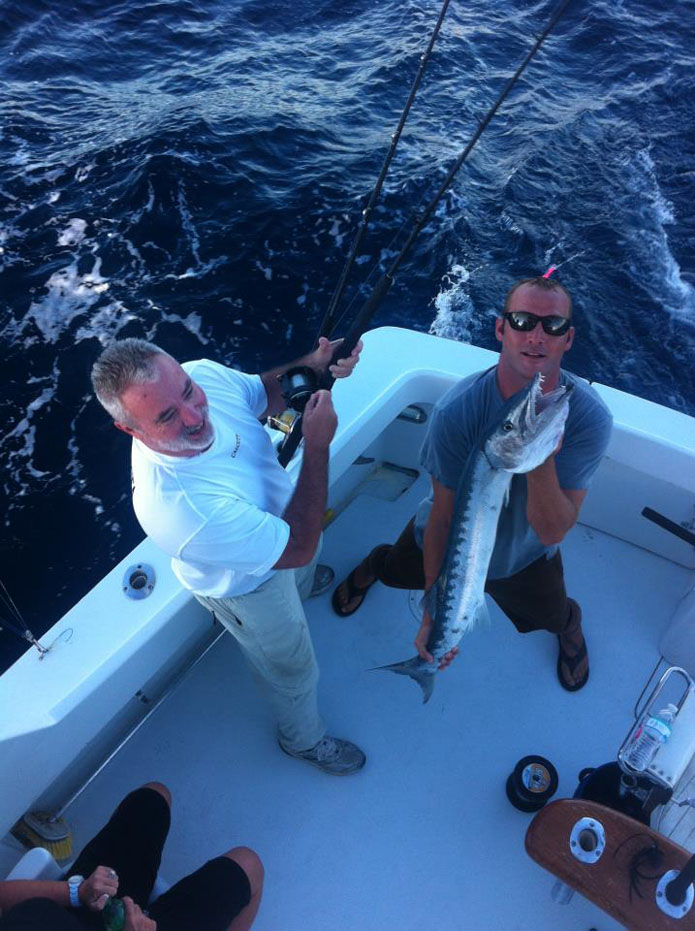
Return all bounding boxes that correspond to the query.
[378,373,572,703]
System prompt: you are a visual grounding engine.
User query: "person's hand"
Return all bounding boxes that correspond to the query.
[531,432,564,474]
[123,897,157,931]
[438,646,459,671]
[79,866,120,912]
[414,611,459,670]
[301,389,337,449]
[309,337,363,379]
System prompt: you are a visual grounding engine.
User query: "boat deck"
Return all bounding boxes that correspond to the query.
[51,470,691,930]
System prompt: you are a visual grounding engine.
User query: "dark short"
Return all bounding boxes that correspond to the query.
[68,787,171,911]
[149,856,251,931]
[367,517,579,635]
[66,787,250,931]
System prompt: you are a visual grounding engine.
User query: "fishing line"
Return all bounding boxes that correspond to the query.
[325,185,439,338]
[316,0,454,344]
[0,578,50,656]
[278,0,575,466]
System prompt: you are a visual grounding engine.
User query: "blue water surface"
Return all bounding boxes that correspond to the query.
[1,0,694,667]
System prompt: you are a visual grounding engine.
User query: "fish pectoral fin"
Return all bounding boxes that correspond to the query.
[459,598,489,634]
[373,655,436,704]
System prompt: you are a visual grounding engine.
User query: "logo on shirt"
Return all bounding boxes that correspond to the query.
[230,433,241,458]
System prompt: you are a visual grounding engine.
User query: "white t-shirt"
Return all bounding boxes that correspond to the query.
[131,359,293,597]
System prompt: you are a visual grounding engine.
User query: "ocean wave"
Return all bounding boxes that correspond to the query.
[0,0,693,660]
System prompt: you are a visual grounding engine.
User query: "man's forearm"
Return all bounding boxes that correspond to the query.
[526,457,578,545]
[0,880,70,912]
[423,514,451,590]
[275,444,329,567]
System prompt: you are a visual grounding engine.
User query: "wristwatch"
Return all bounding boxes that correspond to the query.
[67,875,84,908]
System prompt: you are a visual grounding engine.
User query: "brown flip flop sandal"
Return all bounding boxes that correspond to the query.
[331,567,375,617]
[556,634,589,692]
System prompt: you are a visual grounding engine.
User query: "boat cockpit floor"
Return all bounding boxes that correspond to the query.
[34,473,692,929]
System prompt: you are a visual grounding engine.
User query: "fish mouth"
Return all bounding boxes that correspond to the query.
[485,373,571,471]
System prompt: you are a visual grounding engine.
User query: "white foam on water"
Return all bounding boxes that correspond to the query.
[176,180,202,265]
[157,309,210,344]
[164,255,227,280]
[297,281,309,306]
[430,262,489,344]
[57,218,88,246]
[255,260,273,280]
[121,237,147,276]
[3,385,55,488]
[74,300,139,344]
[64,395,107,521]
[24,257,110,342]
[624,148,694,320]
[122,180,157,228]
[0,220,27,268]
[328,217,346,249]
[75,162,95,183]
[499,210,523,237]
[142,240,172,260]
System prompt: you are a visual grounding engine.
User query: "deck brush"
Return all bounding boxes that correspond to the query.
[11,810,73,862]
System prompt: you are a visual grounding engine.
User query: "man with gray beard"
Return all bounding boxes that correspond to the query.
[91,337,365,775]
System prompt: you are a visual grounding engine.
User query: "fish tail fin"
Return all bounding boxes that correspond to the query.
[373,655,435,704]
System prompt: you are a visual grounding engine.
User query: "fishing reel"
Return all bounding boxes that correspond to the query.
[268,366,319,437]
[279,366,318,413]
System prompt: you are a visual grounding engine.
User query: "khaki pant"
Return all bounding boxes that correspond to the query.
[195,544,325,752]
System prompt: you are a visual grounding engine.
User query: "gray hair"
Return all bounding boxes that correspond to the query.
[91,338,170,424]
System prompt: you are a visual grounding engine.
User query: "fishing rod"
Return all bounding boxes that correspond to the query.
[277,0,574,468]
[317,0,453,343]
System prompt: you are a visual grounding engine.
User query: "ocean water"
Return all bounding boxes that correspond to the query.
[1,0,694,668]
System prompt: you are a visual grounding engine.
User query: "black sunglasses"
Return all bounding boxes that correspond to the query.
[503,310,572,336]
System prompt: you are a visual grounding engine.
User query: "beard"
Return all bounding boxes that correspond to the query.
[161,405,215,454]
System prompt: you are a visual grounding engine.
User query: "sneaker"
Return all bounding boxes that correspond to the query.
[309,564,335,598]
[279,735,366,775]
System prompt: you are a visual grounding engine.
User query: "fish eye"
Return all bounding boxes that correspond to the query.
[502,421,514,432]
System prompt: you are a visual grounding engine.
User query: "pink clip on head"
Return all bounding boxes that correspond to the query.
[542,265,557,279]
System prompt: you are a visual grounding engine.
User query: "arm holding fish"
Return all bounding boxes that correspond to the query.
[525,453,586,545]
[526,395,613,544]
[414,478,460,669]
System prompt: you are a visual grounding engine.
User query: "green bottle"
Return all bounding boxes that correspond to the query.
[102,897,125,931]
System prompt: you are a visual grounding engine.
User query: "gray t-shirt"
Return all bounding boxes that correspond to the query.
[414,367,613,580]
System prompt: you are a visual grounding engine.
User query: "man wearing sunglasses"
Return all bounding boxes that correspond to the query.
[333,275,612,693]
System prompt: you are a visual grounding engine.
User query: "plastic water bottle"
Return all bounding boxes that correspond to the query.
[624,703,677,772]
[102,898,125,931]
